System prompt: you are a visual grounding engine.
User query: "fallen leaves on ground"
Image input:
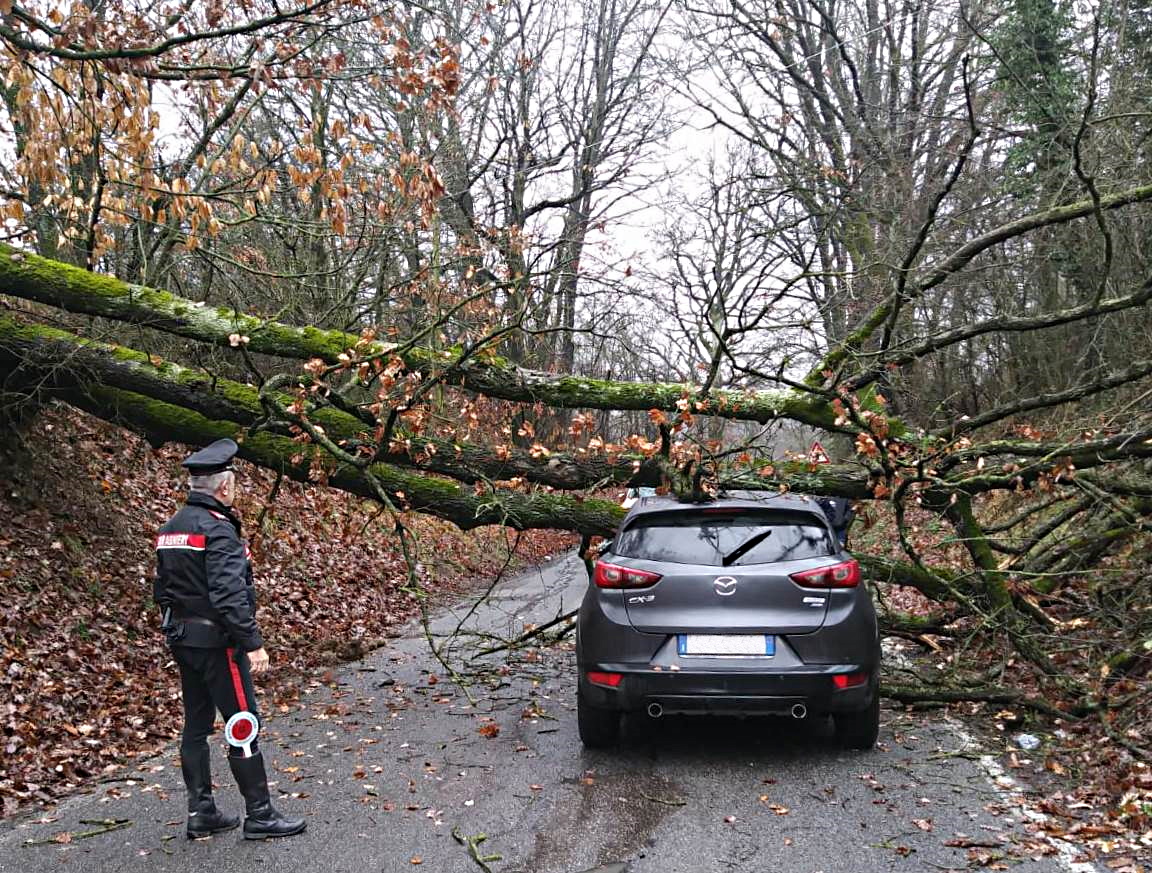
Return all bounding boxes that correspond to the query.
[0,408,574,818]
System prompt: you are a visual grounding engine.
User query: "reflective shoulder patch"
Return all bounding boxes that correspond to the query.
[156,532,207,551]
[207,510,228,521]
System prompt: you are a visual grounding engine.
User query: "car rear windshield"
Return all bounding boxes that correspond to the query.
[614,510,833,566]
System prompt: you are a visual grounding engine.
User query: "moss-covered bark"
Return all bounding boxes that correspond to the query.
[935,492,1058,675]
[720,464,877,500]
[154,393,621,534]
[32,377,628,536]
[0,313,670,492]
[5,312,1139,505]
[877,608,962,635]
[0,244,846,430]
[856,553,969,602]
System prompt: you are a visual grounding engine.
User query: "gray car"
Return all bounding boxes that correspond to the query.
[576,492,880,749]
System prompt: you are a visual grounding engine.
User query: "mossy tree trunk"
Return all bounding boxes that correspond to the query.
[0,244,849,432]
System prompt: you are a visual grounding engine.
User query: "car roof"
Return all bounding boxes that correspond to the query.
[622,490,830,523]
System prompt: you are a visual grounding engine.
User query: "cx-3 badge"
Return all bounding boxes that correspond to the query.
[713,576,738,596]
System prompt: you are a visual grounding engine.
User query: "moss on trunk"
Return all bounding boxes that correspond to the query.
[0,244,856,430]
[0,313,667,492]
[67,383,629,536]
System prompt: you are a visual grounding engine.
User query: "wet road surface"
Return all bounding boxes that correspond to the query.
[0,555,1096,872]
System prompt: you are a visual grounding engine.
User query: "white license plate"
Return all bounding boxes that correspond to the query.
[678,634,775,656]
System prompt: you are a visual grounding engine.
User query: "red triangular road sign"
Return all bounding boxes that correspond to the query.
[808,440,831,465]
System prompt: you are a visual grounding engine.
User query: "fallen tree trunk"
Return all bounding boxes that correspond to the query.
[0,314,662,495]
[0,244,846,431]
[0,313,982,600]
[7,310,1135,513]
[6,247,1151,495]
[0,313,880,495]
[72,383,628,536]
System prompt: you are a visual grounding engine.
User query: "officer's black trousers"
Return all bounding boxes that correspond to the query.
[173,645,260,758]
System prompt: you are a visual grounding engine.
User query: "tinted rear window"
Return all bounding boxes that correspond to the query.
[614,511,832,566]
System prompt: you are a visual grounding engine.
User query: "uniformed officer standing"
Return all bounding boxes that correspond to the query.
[154,439,306,840]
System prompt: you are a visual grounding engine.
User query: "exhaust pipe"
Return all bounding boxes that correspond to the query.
[790,703,807,719]
[647,702,664,719]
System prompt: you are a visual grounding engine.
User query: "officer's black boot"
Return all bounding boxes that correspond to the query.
[228,752,306,840]
[180,743,240,838]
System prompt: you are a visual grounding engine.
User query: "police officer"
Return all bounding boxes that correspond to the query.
[816,496,856,548]
[154,439,306,840]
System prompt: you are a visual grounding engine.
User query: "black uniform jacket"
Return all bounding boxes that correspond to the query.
[816,496,856,548]
[154,492,264,652]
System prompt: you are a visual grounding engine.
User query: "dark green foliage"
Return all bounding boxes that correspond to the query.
[991,0,1081,181]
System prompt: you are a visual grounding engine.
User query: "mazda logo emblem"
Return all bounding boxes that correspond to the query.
[713,576,738,596]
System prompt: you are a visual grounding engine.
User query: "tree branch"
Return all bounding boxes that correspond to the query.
[0,245,845,430]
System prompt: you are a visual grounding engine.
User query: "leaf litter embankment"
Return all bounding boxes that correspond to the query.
[0,407,574,819]
[854,504,1152,867]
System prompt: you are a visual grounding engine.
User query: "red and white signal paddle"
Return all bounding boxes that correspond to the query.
[224,711,259,758]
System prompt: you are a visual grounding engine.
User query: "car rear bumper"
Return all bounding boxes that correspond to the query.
[578,665,876,716]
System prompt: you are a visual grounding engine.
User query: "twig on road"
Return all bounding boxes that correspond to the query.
[472,608,577,658]
[641,791,687,807]
[23,818,132,846]
[451,827,502,873]
[882,681,1077,720]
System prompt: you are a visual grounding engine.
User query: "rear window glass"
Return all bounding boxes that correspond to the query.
[614,511,832,566]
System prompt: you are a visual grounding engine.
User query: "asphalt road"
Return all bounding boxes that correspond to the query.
[0,554,1098,872]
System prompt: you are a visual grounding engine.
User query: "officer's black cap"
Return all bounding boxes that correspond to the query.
[181,439,239,475]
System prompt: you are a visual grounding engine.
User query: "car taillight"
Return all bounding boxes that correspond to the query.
[790,559,860,588]
[593,560,662,589]
[832,671,869,690]
[586,671,623,688]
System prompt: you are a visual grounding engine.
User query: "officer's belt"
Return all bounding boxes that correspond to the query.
[176,615,222,628]
[167,615,230,648]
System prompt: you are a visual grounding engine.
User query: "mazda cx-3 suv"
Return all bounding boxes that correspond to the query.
[576,491,880,749]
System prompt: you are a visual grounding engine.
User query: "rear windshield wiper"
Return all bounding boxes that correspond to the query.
[721,529,772,566]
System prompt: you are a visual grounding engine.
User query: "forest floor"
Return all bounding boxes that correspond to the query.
[0,406,575,820]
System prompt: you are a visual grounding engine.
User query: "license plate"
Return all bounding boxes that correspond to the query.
[678,634,775,656]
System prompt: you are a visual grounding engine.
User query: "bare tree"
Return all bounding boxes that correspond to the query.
[415,0,678,368]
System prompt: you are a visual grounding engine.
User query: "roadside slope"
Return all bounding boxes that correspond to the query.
[0,406,573,818]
